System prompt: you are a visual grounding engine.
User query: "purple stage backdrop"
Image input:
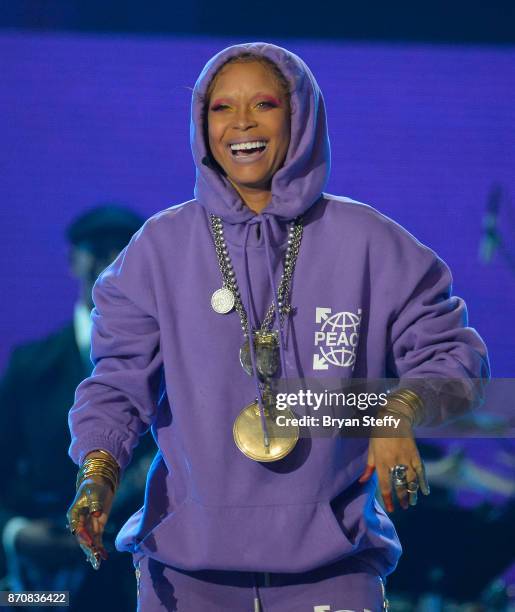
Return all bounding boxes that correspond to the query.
[0,32,514,375]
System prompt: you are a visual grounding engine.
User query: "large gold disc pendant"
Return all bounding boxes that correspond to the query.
[233,400,299,462]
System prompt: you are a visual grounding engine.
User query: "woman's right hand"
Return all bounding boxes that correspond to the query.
[66,471,115,569]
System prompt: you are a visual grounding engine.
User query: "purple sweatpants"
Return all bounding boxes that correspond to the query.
[133,555,388,611]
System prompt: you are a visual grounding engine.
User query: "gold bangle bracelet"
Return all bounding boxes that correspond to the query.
[76,468,118,493]
[77,462,118,482]
[76,456,120,493]
[77,460,118,480]
[76,467,118,489]
[77,458,119,480]
[382,406,415,427]
[387,388,424,427]
[393,388,424,409]
[93,449,119,464]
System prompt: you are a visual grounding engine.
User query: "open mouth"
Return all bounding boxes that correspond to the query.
[229,140,268,157]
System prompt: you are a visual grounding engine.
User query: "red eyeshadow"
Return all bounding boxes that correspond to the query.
[257,95,281,106]
[211,98,230,107]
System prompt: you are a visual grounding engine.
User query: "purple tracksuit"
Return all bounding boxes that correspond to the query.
[68,42,490,611]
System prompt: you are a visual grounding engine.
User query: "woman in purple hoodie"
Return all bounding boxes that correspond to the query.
[66,43,489,611]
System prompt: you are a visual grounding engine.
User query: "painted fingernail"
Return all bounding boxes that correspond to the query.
[91,510,102,518]
[76,527,93,547]
[383,492,394,509]
[385,500,394,512]
[358,465,375,483]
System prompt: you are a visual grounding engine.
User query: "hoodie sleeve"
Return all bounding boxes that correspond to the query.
[384,228,490,428]
[68,223,163,472]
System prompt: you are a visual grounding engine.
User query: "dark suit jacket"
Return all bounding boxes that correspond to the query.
[0,322,156,608]
[0,324,90,528]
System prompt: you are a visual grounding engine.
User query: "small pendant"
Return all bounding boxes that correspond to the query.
[211,287,235,314]
[239,331,280,380]
[233,397,299,462]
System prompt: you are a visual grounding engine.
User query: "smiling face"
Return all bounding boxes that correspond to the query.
[206,60,291,208]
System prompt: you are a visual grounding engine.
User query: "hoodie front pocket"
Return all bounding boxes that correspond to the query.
[321,500,359,550]
[135,499,190,557]
[135,497,357,573]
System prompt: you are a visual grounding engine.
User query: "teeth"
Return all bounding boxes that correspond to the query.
[230,141,267,151]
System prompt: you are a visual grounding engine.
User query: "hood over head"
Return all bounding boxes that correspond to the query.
[190,42,331,224]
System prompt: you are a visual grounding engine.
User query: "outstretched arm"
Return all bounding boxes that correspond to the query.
[360,224,490,512]
[67,222,163,566]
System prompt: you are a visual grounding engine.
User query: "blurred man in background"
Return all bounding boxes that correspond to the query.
[0,205,156,611]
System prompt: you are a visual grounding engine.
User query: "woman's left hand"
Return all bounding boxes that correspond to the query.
[358,414,430,513]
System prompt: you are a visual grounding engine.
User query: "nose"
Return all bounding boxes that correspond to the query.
[232,106,257,130]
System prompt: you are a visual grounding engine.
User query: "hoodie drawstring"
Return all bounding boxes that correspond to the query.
[252,573,261,611]
[243,221,270,449]
[242,215,290,451]
[261,216,289,380]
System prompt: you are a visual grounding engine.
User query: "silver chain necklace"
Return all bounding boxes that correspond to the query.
[209,213,304,462]
[210,214,303,331]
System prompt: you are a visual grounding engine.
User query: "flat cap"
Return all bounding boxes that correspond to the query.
[66,204,144,256]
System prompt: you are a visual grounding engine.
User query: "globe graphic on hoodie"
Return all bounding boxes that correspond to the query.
[320,311,361,367]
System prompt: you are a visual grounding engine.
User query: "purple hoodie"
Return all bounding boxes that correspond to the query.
[68,42,490,579]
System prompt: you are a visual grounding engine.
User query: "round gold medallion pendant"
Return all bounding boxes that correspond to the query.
[233,400,299,462]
